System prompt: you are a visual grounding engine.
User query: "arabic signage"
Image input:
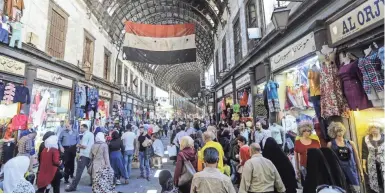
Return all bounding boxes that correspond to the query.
[36,68,73,88]
[113,94,122,101]
[216,89,223,98]
[236,74,250,88]
[99,89,111,99]
[329,0,384,45]
[270,32,316,71]
[0,55,25,76]
[224,84,233,94]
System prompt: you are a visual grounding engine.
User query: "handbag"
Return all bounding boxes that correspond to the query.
[87,144,101,175]
[178,153,196,187]
[132,156,140,169]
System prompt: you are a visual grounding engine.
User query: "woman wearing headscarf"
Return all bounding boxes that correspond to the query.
[109,130,129,184]
[90,132,111,182]
[159,170,178,193]
[38,131,55,164]
[174,136,197,193]
[303,148,334,193]
[92,166,117,193]
[261,137,297,193]
[3,156,35,193]
[36,135,61,193]
[320,147,348,191]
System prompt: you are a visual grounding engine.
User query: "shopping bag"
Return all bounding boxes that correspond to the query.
[167,145,177,158]
[132,156,140,169]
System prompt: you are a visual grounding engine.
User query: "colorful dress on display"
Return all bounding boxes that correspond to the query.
[357,52,384,96]
[318,50,349,118]
[362,134,385,193]
[265,80,280,112]
[338,61,373,110]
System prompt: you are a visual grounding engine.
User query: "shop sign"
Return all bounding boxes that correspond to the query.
[270,32,316,71]
[329,0,384,45]
[216,89,223,98]
[113,94,122,101]
[98,89,111,99]
[236,74,250,88]
[224,84,233,94]
[0,55,25,76]
[36,68,73,88]
[127,98,133,103]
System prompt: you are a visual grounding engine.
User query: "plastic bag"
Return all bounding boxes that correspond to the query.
[167,145,177,158]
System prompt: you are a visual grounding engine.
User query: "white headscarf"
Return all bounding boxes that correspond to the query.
[3,156,30,193]
[96,132,106,142]
[44,135,59,151]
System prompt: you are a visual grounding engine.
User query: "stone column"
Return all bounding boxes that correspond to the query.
[249,66,256,122]
[23,64,37,115]
[232,76,236,104]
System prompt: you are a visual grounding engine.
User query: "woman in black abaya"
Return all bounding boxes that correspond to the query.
[320,147,348,191]
[261,137,297,193]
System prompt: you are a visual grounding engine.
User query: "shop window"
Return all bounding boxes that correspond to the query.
[29,84,71,134]
[104,49,112,81]
[115,60,122,84]
[246,0,258,51]
[124,67,128,88]
[222,37,227,70]
[233,18,242,64]
[145,83,148,99]
[46,1,68,59]
[83,30,95,71]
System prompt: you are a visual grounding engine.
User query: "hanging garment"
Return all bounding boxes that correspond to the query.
[308,69,321,96]
[338,61,373,110]
[5,0,24,19]
[357,52,384,95]
[301,85,311,107]
[265,81,280,112]
[362,135,385,193]
[318,50,349,118]
[13,85,30,104]
[2,82,15,104]
[0,81,5,100]
[255,96,267,117]
[11,114,27,131]
[0,19,9,44]
[331,139,360,192]
[378,47,384,71]
[9,21,22,48]
[240,91,248,106]
[233,104,240,113]
[33,91,50,127]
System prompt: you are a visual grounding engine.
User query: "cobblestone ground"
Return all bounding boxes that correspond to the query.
[59,134,174,193]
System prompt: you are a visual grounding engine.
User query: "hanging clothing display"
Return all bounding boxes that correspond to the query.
[233,104,240,113]
[338,61,372,110]
[6,0,25,20]
[308,68,321,96]
[0,15,9,44]
[2,82,15,104]
[11,114,27,131]
[318,50,349,118]
[240,91,248,106]
[362,134,385,193]
[13,85,30,104]
[265,80,280,113]
[357,52,384,97]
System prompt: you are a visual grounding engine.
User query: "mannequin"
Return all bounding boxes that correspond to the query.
[327,122,362,192]
[362,123,384,193]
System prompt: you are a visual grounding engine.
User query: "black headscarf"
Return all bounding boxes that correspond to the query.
[262,137,297,193]
[320,147,348,191]
[303,148,334,193]
[159,170,175,193]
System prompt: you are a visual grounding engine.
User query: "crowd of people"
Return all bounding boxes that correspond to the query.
[0,117,383,193]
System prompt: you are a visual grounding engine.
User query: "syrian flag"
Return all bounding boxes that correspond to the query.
[123,21,197,64]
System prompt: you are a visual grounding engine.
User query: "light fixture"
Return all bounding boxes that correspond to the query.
[271,6,290,31]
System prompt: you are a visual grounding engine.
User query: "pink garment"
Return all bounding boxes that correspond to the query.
[3,83,15,104]
[11,114,28,130]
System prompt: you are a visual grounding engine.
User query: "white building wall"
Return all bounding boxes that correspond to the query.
[21,0,118,82]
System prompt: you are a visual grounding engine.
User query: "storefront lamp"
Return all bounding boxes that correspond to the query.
[271,7,290,31]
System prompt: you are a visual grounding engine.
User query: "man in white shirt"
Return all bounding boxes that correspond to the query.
[254,122,271,145]
[66,124,94,192]
[122,124,137,178]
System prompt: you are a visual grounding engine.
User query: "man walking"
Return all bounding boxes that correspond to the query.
[122,124,136,179]
[136,125,152,181]
[59,124,79,184]
[239,143,286,193]
[65,124,94,192]
[191,148,235,193]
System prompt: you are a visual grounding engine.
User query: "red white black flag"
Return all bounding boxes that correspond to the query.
[122,21,197,64]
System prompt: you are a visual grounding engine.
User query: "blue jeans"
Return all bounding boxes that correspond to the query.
[124,150,134,178]
[139,151,150,178]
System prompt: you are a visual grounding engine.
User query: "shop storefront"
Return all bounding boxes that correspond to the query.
[112,93,122,124]
[29,68,73,140]
[97,89,111,127]
[216,89,223,121]
[326,1,384,192]
[219,83,233,123]
[126,97,133,121]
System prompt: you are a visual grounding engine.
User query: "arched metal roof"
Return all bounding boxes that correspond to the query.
[84,0,229,97]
